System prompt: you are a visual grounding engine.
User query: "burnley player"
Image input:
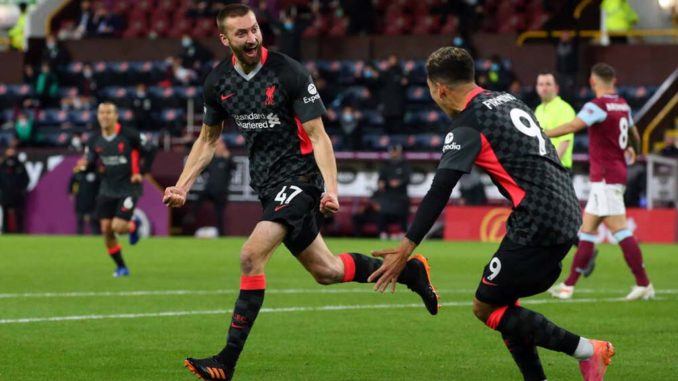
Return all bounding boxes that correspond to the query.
[546,63,653,301]
[162,5,438,380]
[370,47,614,381]
[77,102,145,277]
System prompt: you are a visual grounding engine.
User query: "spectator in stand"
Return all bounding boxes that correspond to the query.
[74,0,96,38]
[340,0,375,35]
[0,146,29,233]
[77,63,99,98]
[601,0,638,44]
[271,10,308,60]
[180,34,214,71]
[22,64,35,84]
[374,144,411,240]
[555,31,579,102]
[659,131,678,158]
[484,54,515,92]
[339,105,362,150]
[131,83,153,131]
[91,3,123,38]
[8,2,28,51]
[379,54,408,134]
[34,63,60,107]
[14,111,34,146]
[69,163,101,235]
[169,57,197,85]
[42,35,71,71]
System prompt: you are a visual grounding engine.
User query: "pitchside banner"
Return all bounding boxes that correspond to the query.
[22,154,169,236]
[443,206,678,244]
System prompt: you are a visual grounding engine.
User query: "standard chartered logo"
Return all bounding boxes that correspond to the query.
[234,113,281,129]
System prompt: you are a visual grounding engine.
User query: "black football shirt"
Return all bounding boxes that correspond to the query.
[86,124,141,198]
[439,88,581,246]
[203,48,326,197]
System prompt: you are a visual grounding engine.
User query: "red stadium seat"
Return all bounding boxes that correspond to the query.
[149,16,171,37]
[439,16,459,35]
[327,17,348,37]
[167,17,194,38]
[123,18,148,38]
[411,15,440,35]
[192,17,215,38]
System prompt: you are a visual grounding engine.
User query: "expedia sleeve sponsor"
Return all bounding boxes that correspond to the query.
[438,127,481,174]
[289,64,326,122]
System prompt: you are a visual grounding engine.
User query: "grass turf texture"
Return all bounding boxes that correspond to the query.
[0,236,676,380]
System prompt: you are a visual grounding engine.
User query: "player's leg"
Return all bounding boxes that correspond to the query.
[110,196,141,244]
[550,212,602,299]
[603,214,653,300]
[474,298,614,381]
[100,218,128,276]
[295,234,439,315]
[97,196,129,276]
[187,221,286,380]
[474,240,614,380]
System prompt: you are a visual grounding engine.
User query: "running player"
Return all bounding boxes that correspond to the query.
[546,63,653,301]
[370,47,614,381]
[76,102,146,277]
[162,5,438,380]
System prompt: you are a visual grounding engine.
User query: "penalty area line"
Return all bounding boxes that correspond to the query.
[0,296,668,325]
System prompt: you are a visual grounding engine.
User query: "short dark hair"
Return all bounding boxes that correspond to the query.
[537,70,559,85]
[217,4,254,34]
[425,47,475,86]
[591,63,616,83]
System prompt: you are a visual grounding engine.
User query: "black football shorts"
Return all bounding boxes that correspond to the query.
[96,195,137,221]
[260,183,323,256]
[475,236,575,305]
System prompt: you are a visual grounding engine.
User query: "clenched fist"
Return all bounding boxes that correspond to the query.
[163,186,187,208]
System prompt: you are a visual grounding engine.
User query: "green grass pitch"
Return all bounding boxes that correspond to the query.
[1,236,677,380]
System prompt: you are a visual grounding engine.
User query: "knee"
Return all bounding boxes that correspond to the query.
[111,221,126,234]
[240,245,261,275]
[311,265,341,285]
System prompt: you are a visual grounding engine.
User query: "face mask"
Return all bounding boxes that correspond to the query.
[84,70,92,78]
[283,21,293,30]
[342,113,354,122]
[182,38,191,47]
[453,37,463,46]
[491,63,499,71]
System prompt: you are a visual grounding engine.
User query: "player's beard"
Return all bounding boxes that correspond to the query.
[232,42,262,69]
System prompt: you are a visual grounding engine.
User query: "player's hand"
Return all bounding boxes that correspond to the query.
[625,146,637,165]
[319,192,340,216]
[368,239,416,293]
[163,186,187,208]
[131,174,143,183]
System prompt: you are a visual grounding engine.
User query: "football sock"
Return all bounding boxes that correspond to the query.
[564,233,596,286]
[107,244,126,268]
[216,274,266,369]
[615,230,650,287]
[338,253,415,284]
[502,333,546,381]
[573,337,594,360]
[487,306,580,356]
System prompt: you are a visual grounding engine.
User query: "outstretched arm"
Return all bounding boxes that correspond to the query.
[303,116,339,215]
[545,117,586,138]
[163,123,223,207]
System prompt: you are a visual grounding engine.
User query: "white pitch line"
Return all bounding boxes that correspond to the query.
[0,288,677,299]
[0,296,668,325]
